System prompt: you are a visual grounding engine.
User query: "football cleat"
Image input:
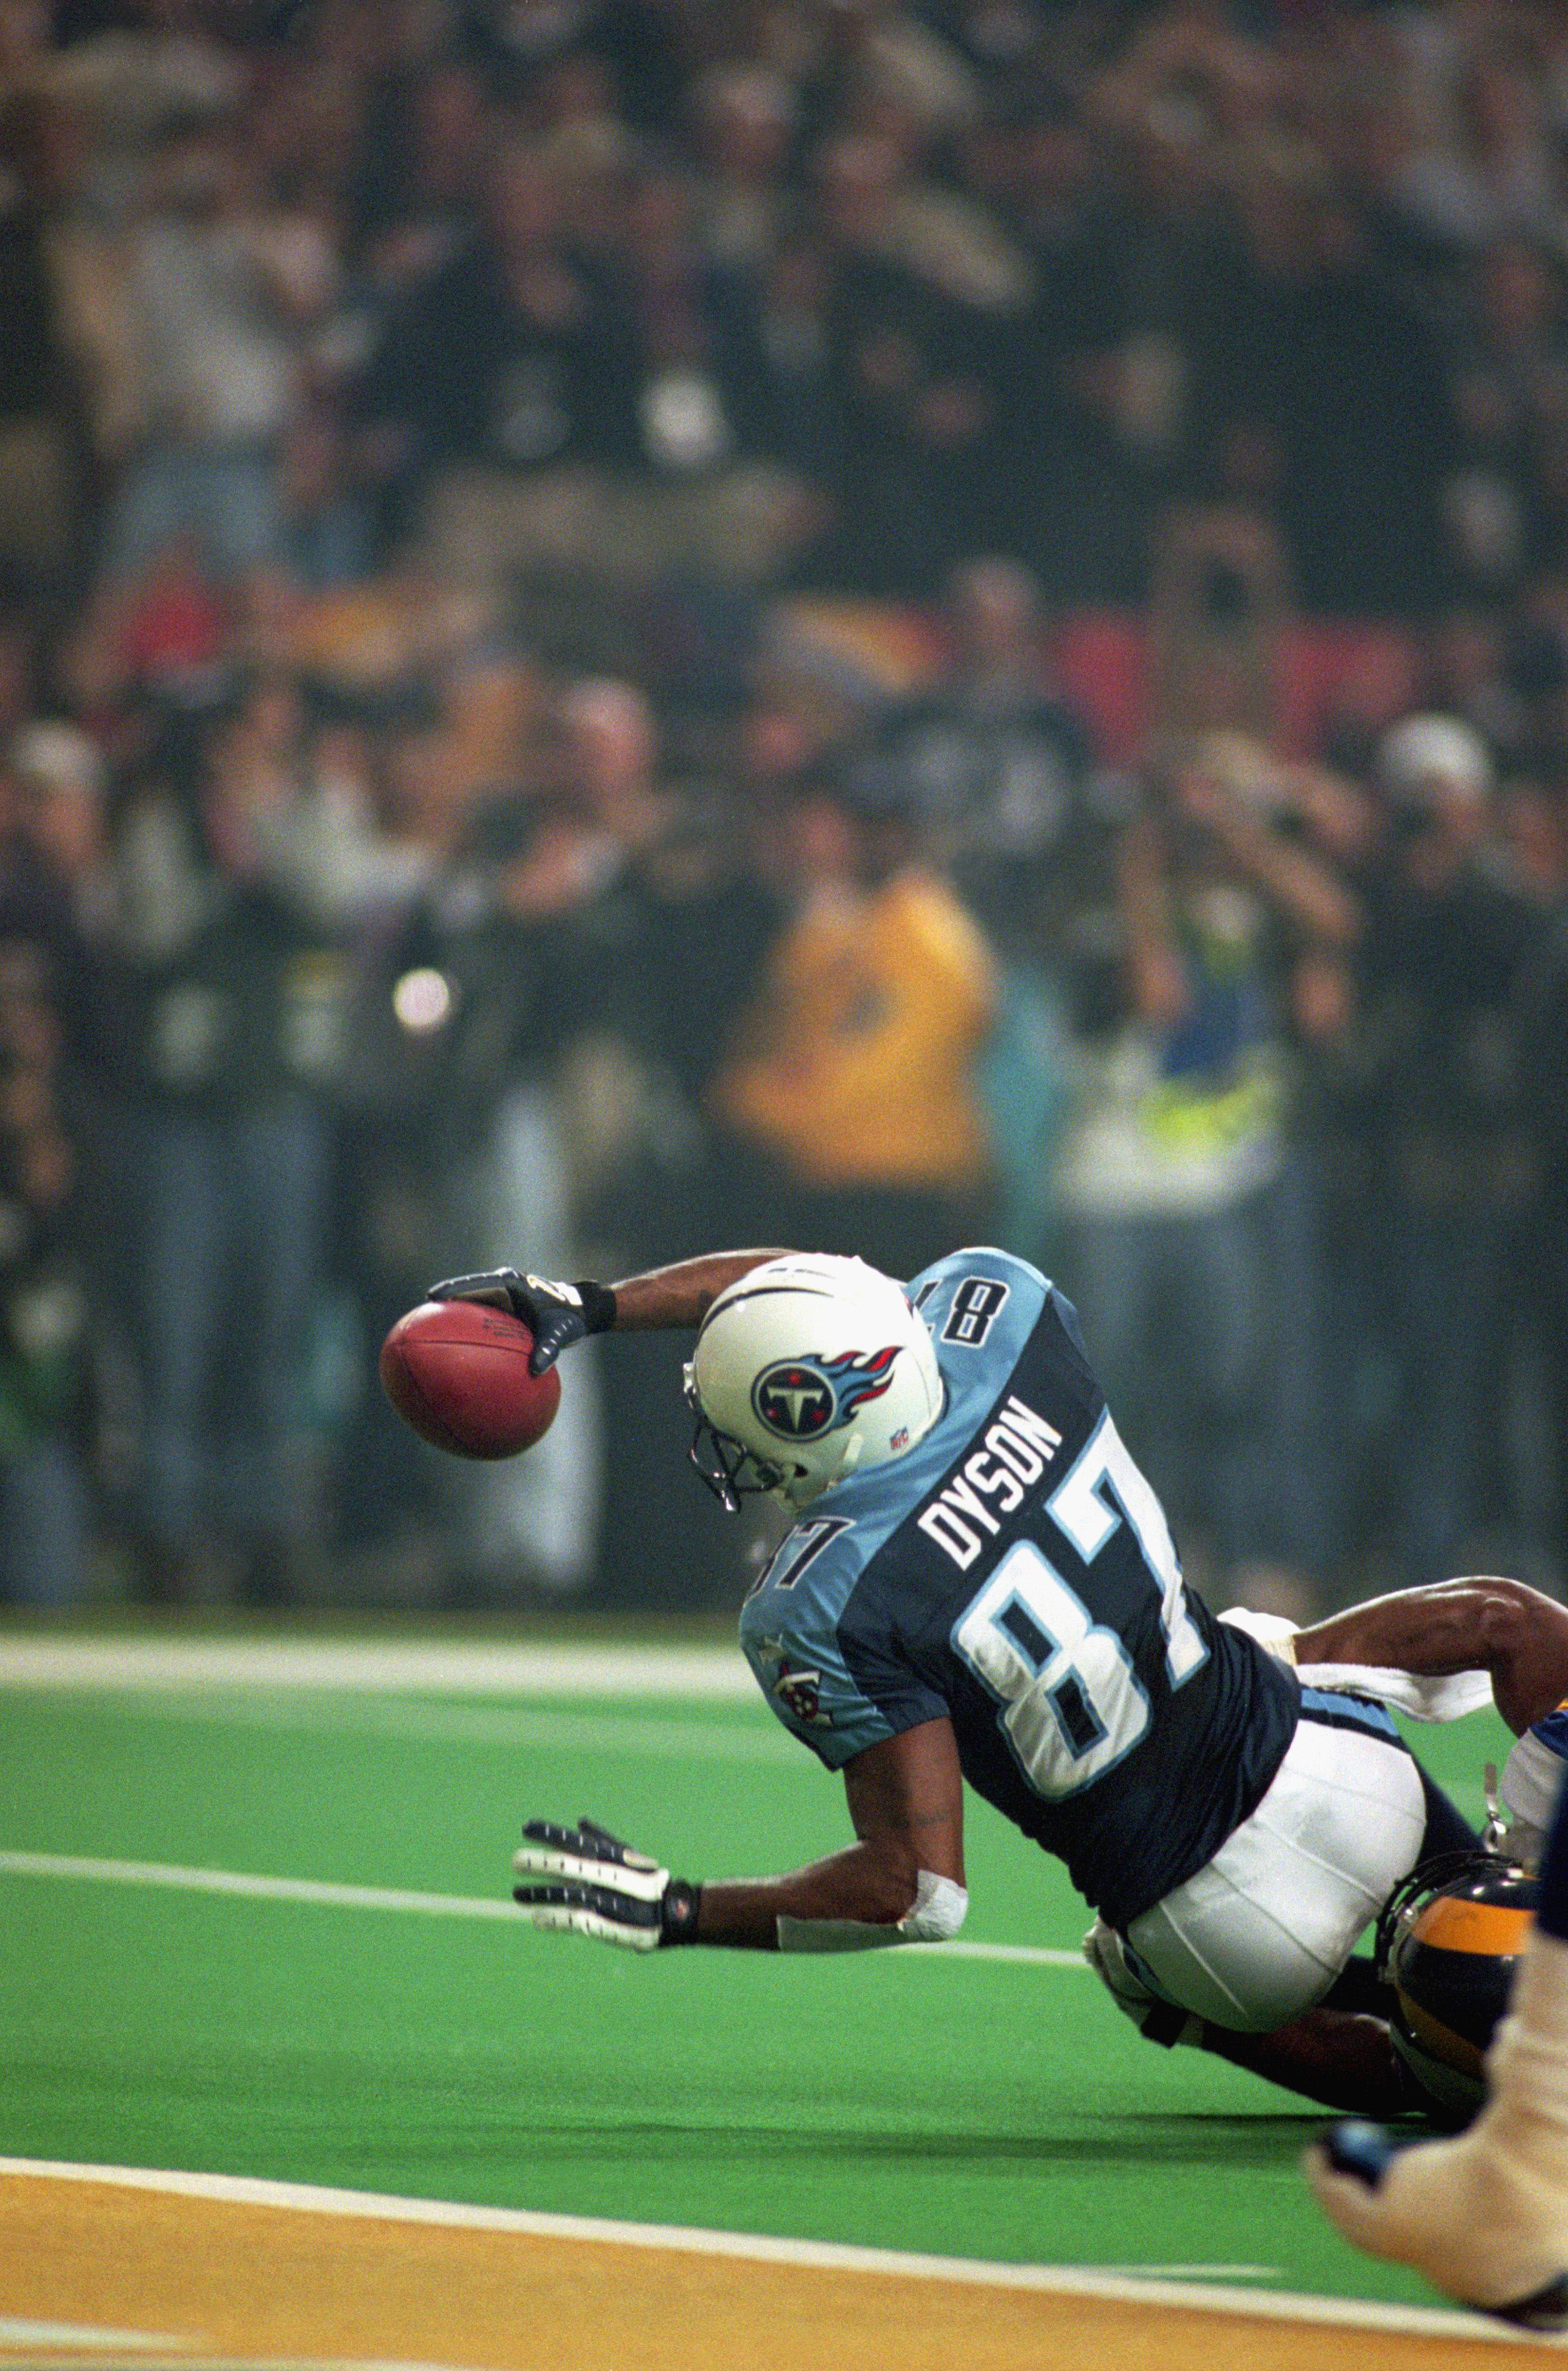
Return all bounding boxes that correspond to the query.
[1310,2119,1568,2330]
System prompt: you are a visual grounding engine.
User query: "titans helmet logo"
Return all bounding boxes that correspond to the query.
[751,1346,900,1441]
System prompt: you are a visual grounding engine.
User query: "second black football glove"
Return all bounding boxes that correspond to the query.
[511,1817,701,1949]
[1084,1918,1204,2046]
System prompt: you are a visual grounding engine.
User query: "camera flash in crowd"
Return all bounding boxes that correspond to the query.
[392,967,455,1035]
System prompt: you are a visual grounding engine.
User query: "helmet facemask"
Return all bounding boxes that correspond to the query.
[684,1369,792,1512]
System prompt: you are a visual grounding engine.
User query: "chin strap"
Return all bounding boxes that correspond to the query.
[775,1869,968,1953]
[780,1429,865,1513]
[837,1431,867,1481]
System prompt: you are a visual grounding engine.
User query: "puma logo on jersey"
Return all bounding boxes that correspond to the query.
[916,1394,1064,1570]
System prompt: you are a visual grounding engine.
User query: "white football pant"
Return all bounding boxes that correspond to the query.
[1126,1712,1428,2032]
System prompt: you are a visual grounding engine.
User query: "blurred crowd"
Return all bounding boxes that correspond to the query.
[5,0,1568,1616]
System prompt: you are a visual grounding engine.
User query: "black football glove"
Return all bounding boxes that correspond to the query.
[511,1817,701,1950]
[1083,1918,1204,2047]
[426,1270,616,1375]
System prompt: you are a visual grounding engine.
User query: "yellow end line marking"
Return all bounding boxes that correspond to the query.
[0,2158,1539,2348]
[0,1853,1088,1967]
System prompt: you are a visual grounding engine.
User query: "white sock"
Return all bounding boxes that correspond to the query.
[1309,1929,1568,2308]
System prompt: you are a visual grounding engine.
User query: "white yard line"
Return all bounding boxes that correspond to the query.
[67,1691,798,1765]
[0,2157,1535,2345]
[0,1852,523,1924]
[0,1640,754,1699]
[0,1850,1087,1968]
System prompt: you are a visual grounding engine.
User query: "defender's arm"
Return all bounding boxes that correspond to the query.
[1200,2011,1416,2118]
[511,1718,967,1953]
[1296,1578,1568,1738]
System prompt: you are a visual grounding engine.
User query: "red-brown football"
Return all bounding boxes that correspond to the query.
[379,1299,562,1460]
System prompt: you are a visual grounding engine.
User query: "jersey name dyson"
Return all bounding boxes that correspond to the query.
[916,1394,1064,1570]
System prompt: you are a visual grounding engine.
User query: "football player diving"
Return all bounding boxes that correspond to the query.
[430,1243,1568,2122]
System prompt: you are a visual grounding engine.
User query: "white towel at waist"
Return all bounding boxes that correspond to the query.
[1295,1663,1493,1722]
[1218,1606,1493,1723]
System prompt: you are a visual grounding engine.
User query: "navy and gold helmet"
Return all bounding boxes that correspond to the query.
[1377,1851,1537,2126]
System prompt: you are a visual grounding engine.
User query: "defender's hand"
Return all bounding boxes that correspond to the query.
[512,1817,700,1949]
[1084,1918,1202,2046]
[426,1270,615,1375]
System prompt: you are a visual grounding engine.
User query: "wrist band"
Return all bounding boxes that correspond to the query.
[777,1871,969,1953]
[659,1879,701,1945]
[574,1280,618,1336]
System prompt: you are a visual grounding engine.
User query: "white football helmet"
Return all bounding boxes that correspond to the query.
[684,1254,944,1512]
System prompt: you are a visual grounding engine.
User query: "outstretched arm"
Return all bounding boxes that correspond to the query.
[608,1252,792,1335]
[510,1719,967,1953]
[1296,1578,1568,1738]
[427,1250,789,1372]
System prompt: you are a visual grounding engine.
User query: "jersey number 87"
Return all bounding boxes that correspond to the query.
[952,1411,1208,1800]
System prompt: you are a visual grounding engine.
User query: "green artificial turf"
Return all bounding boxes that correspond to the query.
[0,1670,1512,2316]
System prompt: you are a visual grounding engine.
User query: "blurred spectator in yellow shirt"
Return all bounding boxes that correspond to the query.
[716,756,995,1280]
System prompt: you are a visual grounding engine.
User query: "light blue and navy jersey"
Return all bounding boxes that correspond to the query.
[738,1248,1300,1930]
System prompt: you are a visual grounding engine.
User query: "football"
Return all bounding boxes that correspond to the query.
[379,1299,562,1460]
